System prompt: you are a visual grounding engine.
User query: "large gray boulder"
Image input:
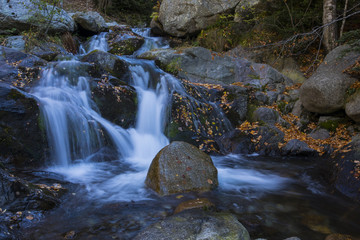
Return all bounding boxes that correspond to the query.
[133,209,250,240]
[300,45,359,114]
[345,91,360,123]
[145,141,218,196]
[139,47,293,88]
[72,11,108,34]
[0,0,75,34]
[157,0,240,37]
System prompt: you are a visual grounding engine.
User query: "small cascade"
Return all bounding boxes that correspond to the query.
[33,31,173,200]
[132,28,169,56]
[33,60,134,166]
[33,29,271,202]
[79,32,109,54]
[126,64,169,168]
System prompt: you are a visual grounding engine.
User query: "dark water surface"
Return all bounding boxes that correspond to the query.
[20,154,360,240]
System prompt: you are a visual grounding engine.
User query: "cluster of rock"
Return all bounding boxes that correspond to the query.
[0,8,144,237]
[300,45,360,121]
[1,0,360,238]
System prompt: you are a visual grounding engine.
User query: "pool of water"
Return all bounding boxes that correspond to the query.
[20,154,360,240]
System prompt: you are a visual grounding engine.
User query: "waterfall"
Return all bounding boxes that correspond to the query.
[32,29,235,201]
[32,31,173,201]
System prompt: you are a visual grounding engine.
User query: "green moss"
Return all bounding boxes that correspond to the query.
[248,74,261,80]
[109,40,137,55]
[166,121,180,139]
[37,114,46,137]
[165,57,182,75]
[346,87,360,101]
[246,104,258,122]
[319,120,339,132]
[8,89,26,100]
[277,101,287,114]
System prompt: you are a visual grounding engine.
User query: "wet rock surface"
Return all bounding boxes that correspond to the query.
[330,138,360,202]
[81,50,130,82]
[146,141,218,196]
[27,42,67,62]
[174,198,214,214]
[92,81,137,128]
[0,83,48,168]
[107,27,145,56]
[133,209,250,240]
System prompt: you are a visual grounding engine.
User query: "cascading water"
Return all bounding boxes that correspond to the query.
[24,29,360,240]
[32,31,175,201]
[33,29,287,202]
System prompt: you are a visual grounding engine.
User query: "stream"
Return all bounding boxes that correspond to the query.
[18,29,360,239]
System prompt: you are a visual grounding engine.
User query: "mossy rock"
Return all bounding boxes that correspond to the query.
[107,29,144,56]
[109,38,144,56]
[80,50,130,82]
[145,141,218,196]
[318,117,345,132]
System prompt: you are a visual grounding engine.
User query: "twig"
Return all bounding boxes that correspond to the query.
[340,0,349,38]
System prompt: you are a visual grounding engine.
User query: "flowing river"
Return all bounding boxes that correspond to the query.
[20,29,360,240]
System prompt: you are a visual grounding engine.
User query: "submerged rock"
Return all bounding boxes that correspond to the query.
[325,233,360,240]
[145,141,218,196]
[174,198,214,214]
[133,209,250,240]
[0,168,60,211]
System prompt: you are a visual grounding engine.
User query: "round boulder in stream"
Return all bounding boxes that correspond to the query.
[145,141,218,196]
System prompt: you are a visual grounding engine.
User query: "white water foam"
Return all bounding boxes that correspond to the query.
[34,32,170,201]
[35,30,288,202]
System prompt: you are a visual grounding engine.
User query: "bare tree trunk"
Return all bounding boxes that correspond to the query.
[323,0,338,52]
[340,0,349,38]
